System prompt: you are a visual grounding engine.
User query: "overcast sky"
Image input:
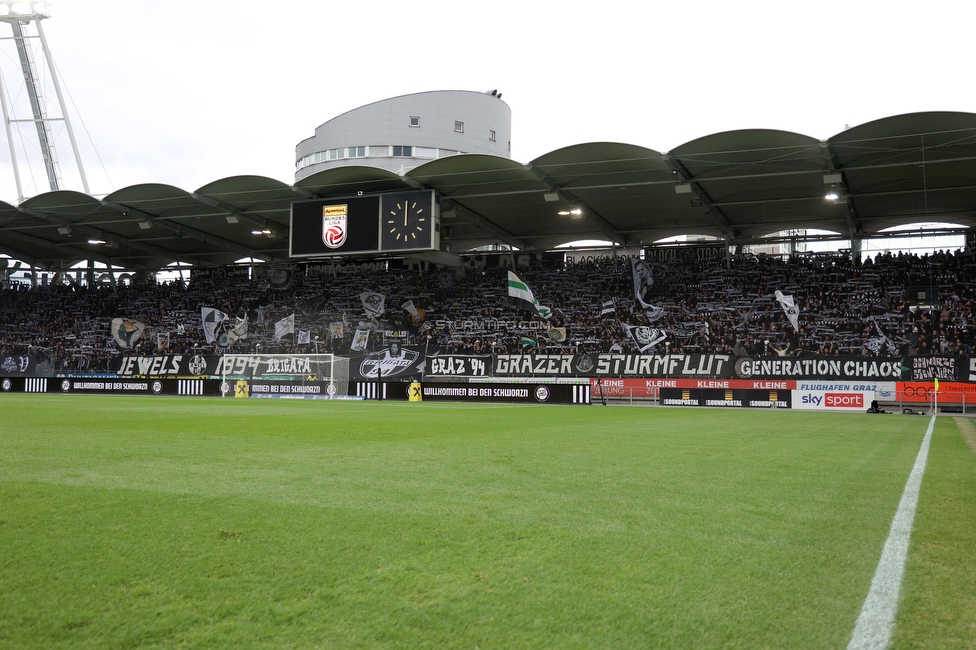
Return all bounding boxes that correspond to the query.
[0,0,972,203]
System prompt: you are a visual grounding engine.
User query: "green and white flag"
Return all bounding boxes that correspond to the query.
[507,271,551,319]
[111,318,146,349]
[520,337,537,347]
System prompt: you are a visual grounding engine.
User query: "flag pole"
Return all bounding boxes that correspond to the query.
[933,375,939,415]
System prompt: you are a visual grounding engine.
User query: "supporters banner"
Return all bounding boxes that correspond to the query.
[349,345,426,380]
[907,355,957,381]
[191,266,250,283]
[426,355,491,378]
[0,353,36,376]
[493,353,737,378]
[732,356,907,381]
[112,354,336,379]
[644,243,727,263]
[114,354,209,377]
[252,264,296,290]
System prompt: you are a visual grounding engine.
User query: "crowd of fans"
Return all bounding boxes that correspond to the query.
[1,248,974,374]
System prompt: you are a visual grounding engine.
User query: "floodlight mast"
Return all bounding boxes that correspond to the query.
[0,1,90,201]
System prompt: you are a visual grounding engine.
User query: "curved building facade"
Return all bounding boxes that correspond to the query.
[295,90,512,180]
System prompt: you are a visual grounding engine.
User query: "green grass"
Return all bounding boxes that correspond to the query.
[0,395,973,648]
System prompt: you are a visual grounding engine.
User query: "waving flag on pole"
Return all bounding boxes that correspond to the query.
[274,314,295,340]
[507,271,551,319]
[217,316,248,347]
[622,323,666,353]
[110,318,146,349]
[774,290,800,332]
[200,307,228,344]
[360,291,386,317]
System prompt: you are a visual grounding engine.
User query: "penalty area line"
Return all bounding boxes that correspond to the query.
[847,415,935,650]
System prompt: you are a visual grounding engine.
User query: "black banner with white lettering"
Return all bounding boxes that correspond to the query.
[492,353,737,378]
[425,355,491,378]
[17,352,967,383]
[907,356,957,381]
[732,356,908,381]
[0,353,36,376]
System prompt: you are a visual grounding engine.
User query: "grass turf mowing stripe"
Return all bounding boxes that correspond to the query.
[847,416,935,650]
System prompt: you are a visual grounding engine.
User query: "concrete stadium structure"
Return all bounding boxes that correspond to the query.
[294,90,512,179]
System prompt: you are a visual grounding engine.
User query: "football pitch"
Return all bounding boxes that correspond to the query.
[1,396,974,649]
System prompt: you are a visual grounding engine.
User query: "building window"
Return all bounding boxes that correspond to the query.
[409,116,420,127]
[454,121,464,133]
[367,146,388,157]
[489,130,496,142]
[415,147,436,159]
[348,146,366,158]
[393,145,413,157]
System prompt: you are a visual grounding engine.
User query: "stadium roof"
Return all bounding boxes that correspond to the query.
[2,111,975,271]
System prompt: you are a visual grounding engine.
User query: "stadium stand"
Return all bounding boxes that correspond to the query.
[1,248,971,374]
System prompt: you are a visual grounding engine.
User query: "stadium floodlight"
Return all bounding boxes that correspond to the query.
[543,191,560,202]
[825,192,840,201]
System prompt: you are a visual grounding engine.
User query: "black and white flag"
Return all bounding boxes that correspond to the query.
[622,323,666,353]
[274,314,295,340]
[774,290,800,332]
[360,291,385,317]
[350,328,370,352]
[200,307,228,344]
[864,321,897,355]
[111,318,146,349]
[631,258,655,308]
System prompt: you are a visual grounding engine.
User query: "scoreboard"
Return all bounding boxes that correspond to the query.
[289,190,439,257]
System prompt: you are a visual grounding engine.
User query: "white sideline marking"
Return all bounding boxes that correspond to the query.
[848,416,935,650]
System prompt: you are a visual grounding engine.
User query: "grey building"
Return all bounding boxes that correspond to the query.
[295,90,512,180]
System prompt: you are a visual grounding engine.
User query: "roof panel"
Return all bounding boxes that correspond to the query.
[2,112,974,270]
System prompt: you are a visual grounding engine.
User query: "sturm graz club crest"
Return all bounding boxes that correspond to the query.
[574,354,595,374]
[322,204,348,249]
[534,386,551,402]
[187,355,208,376]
